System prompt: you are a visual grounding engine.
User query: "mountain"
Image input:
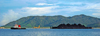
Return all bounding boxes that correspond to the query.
[2,14,100,28]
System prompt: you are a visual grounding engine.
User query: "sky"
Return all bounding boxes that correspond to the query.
[0,0,100,26]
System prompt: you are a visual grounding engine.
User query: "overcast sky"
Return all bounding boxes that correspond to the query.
[0,0,100,26]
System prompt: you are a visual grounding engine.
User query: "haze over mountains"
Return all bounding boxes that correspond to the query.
[2,14,100,28]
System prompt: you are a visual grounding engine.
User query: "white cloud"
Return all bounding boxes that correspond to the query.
[92,13,100,17]
[19,6,59,16]
[0,10,21,25]
[96,10,100,12]
[83,3,100,9]
[0,6,59,25]
[57,2,83,5]
[36,3,53,5]
[58,3,100,12]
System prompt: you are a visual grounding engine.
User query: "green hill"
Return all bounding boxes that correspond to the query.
[2,14,100,28]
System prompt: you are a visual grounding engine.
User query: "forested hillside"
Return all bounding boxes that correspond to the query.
[3,14,100,28]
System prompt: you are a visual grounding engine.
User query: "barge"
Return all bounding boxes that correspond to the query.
[51,23,92,29]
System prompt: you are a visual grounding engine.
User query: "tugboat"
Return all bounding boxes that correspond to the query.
[51,23,92,29]
[11,24,26,29]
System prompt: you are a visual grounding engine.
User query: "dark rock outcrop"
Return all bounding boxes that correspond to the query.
[51,23,92,29]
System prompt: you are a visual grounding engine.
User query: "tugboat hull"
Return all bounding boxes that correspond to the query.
[11,27,26,29]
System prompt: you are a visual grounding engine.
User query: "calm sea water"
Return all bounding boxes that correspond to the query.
[0,29,100,36]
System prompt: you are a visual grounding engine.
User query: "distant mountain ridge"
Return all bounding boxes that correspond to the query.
[2,14,100,28]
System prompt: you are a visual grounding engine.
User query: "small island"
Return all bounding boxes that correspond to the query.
[51,23,92,29]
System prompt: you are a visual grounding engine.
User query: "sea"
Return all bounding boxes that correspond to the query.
[0,29,100,36]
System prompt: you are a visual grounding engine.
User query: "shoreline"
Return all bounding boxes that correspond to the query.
[1,28,100,29]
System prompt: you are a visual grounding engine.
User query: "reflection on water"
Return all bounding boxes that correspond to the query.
[34,31,50,36]
[0,29,100,36]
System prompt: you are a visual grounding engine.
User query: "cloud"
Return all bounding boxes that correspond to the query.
[57,2,100,12]
[92,13,100,17]
[19,6,59,16]
[84,3,100,9]
[0,10,21,25]
[56,2,83,5]
[36,3,53,5]
[0,0,47,7]
[0,6,59,25]
[92,9,100,18]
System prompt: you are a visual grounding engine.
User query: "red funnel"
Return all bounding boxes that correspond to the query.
[18,25,21,28]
